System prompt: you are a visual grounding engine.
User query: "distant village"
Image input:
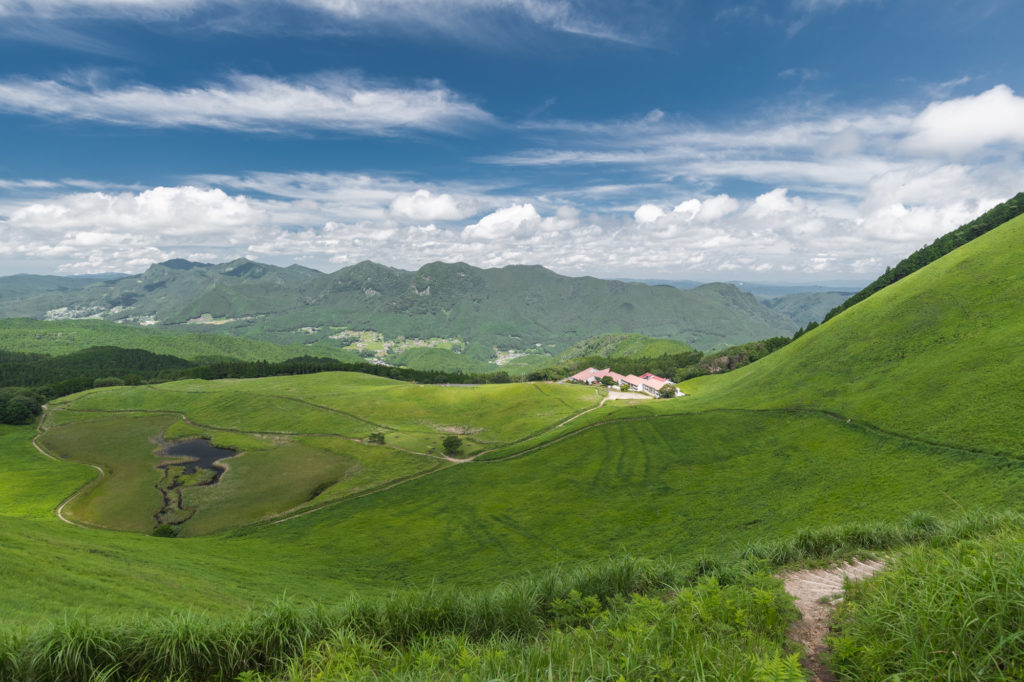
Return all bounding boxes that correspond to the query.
[567,367,682,397]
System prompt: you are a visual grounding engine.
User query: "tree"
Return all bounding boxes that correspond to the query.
[600,376,616,387]
[441,435,463,456]
[658,384,677,399]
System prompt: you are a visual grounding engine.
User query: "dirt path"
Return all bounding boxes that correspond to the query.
[32,407,106,529]
[783,558,886,681]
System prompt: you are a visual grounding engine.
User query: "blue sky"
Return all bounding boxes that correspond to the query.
[1,0,1022,281]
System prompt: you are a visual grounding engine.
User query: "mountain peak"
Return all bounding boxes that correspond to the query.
[156,258,207,271]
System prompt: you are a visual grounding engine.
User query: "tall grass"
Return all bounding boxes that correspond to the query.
[4,512,1019,681]
[739,509,1022,566]
[269,574,801,681]
[0,556,684,682]
[828,526,1024,680]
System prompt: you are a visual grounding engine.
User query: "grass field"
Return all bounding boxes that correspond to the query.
[4,211,1024,679]
[38,373,602,534]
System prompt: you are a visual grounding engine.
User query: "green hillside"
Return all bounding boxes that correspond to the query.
[3,208,1024,680]
[680,212,1024,457]
[41,374,602,535]
[823,191,1024,322]
[0,318,362,362]
[556,333,694,361]
[0,260,799,360]
[763,290,852,326]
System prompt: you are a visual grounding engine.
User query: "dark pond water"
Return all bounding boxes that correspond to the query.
[160,439,236,477]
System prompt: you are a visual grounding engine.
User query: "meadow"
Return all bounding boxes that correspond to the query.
[3,210,1024,679]
[39,374,601,534]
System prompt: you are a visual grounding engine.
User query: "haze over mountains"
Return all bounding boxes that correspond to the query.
[0,259,815,359]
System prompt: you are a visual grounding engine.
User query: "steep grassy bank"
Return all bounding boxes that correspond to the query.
[680,213,1024,457]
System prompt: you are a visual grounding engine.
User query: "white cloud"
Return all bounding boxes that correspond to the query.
[904,85,1024,156]
[748,188,799,216]
[0,72,492,134]
[5,86,1024,279]
[463,203,541,240]
[633,203,665,223]
[7,186,261,235]
[389,190,468,221]
[0,174,1011,279]
[671,194,739,222]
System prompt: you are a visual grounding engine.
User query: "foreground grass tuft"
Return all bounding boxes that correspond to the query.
[829,526,1024,680]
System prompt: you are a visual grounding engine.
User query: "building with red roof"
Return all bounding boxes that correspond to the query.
[568,367,677,397]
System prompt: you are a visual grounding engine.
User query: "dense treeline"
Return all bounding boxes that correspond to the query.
[824,192,1024,322]
[0,387,45,425]
[676,336,793,380]
[192,356,514,385]
[0,347,193,388]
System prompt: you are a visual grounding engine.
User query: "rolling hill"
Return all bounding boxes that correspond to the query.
[3,204,1024,680]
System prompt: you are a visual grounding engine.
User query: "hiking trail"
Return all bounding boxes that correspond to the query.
[783,558,886,681]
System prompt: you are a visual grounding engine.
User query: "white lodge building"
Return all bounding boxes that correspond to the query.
[568,367,675,397]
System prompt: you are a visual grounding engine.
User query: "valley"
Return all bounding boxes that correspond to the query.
[2,201,1024,680]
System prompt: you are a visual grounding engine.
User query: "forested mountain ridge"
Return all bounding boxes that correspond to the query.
[0,260,799,355]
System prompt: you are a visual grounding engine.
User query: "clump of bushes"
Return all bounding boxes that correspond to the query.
[0,387,43,425]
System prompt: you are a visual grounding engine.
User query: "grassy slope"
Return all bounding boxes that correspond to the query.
[0,318,362,362]
[679,213,1024,458]
[239,410,1022,585]
[829,526,1024,679]
[38,374,602,534]
[556,333,694,361]
[3,208,1024,681]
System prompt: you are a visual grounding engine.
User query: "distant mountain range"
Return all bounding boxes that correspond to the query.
[0,259,840,365]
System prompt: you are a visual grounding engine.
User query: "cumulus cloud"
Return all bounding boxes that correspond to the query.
[904,85,1024,156]
[463,203,541,240]
[389,190,468,221]
[7,186,262,234]
[4,85,1024,279]
[0,174,1010,279]
[672,194,739,222]
[0,186,267,272]
[633,203,665,223]
[0,72,492,134]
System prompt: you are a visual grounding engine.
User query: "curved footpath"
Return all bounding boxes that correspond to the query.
[31,406,106,529]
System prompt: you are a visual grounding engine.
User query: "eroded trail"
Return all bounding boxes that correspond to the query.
[783,558,886,681]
